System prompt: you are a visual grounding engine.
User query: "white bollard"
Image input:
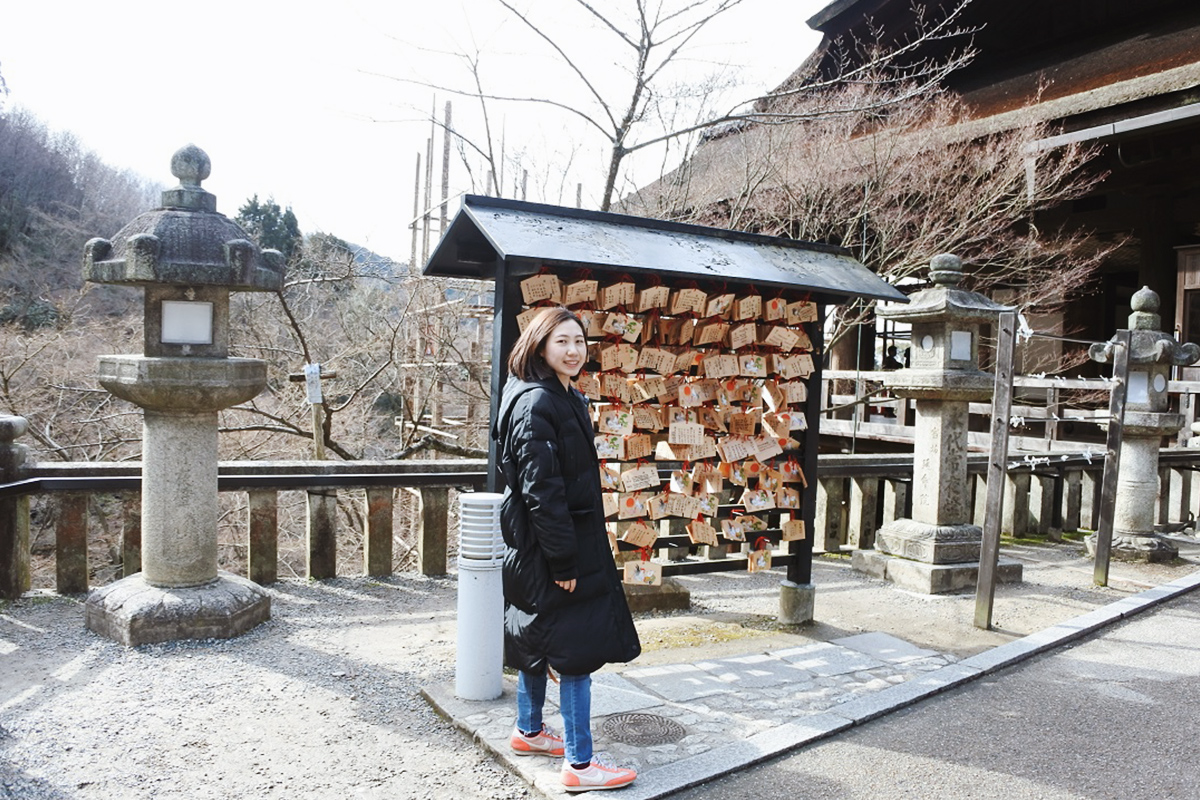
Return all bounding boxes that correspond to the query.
[455,492,505,700]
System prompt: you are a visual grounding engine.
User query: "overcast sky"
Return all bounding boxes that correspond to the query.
[1,0,826,262]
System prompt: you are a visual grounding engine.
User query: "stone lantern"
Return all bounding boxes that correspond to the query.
[854,254,1022,593]
[82,145,284,645]
[1088,286,1199,562]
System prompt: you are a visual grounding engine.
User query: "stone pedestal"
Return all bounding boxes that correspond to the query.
[853,549,1024,594]
[874,519,982,563]
[622,577,691,613]
[1084,428,1180,563]
[778,580,814,624]
[84,571,269,646]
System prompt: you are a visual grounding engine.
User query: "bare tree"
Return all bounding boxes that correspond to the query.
[384,0,979,211]
[222,235,491,463]
[625,75,1112,361]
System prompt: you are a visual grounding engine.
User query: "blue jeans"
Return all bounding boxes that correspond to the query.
[517,669,592,764]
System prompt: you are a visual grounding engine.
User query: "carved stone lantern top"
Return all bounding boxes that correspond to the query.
[1090,286,1200,367]
[1089,286,1199,424]
[879,254,1011,325]
[878,254,1011,401]
[82,144,284,292]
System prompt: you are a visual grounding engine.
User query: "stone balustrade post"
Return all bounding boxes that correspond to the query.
[419,487,450,576]
[364,487,395,577]
[847,477,880,550]
[813,477,846,553]
[247,490,278,585]
[1064,470,1083,533]
[306,489,338,579]
[0,415,31,600]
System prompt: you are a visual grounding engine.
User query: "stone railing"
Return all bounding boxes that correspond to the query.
[0,448,486,599]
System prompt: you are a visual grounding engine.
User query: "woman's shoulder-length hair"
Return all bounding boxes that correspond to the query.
[507,306,585,382]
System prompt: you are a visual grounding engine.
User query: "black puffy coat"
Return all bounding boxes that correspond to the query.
[493,376,641,676]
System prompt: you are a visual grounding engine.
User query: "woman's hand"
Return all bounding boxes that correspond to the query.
[554,579,576,593]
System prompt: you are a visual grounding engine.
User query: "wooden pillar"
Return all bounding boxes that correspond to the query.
[1044,387,1060,447]
[306,489,337,579]
[248,490,278,585]
[56,493,89,594]
[418,487,449,576]
[847,477,879,550]
[487,260,521,493]
[364,487,394,577]
[121,493,141,577]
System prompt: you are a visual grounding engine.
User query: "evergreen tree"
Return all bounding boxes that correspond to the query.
[236,195,302,261]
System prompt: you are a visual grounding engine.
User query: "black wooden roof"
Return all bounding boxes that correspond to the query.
[423,195,905,304]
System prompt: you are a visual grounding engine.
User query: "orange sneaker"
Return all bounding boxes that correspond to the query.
[560,756,637,792]
[509,724,565,757]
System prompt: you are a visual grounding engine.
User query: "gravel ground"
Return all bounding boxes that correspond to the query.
[2,539,1197,800]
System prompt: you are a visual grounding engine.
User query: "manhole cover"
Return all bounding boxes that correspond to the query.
[602,713,686,745]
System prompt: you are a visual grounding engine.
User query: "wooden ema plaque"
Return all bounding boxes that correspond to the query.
[519,274,818,572]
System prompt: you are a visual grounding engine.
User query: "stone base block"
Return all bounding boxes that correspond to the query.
[874,519,983,564]
[778,581,815,624]
[852,549,1023,595]
[1084,532,1179,564]
[622,577,690,613]
[85,571,270,646]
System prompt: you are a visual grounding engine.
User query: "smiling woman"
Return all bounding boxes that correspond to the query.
[541,319,588,389]
[492,304,642,790]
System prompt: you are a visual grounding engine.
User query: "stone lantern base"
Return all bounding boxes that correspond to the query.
[84,572,270,646]
[854,518,1023,594]
[1084,532,1179,563]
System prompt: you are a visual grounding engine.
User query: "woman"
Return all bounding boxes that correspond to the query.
[492,305,641,792]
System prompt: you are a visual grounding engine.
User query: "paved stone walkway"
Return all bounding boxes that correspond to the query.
[424,571,1200,800]
[427,631,962,798]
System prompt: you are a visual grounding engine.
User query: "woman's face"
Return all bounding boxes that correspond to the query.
[541,319,587,385]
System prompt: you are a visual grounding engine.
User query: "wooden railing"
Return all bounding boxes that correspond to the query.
[812,449,1200,552]
[6,441,1200,600]
[0,459,487,598]
[821,369,1200,453]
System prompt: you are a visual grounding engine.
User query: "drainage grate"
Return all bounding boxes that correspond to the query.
[601,713,687,745]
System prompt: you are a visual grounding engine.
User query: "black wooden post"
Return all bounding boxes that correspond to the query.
[487,258,522,494]
[788,302,823,586]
